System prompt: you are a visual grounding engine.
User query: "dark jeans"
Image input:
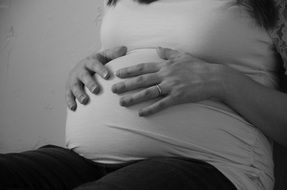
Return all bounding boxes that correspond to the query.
[0,145,237,190]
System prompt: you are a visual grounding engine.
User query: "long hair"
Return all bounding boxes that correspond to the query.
[237,0,278,29]
[107,0,278,29]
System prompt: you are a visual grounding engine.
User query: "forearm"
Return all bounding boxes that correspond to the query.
[221,67,287,147]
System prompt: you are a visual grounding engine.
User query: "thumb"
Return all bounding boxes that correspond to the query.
[99,46,127,63]
[156,47,180,60]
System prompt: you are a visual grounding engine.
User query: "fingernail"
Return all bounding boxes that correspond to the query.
[138,110,146,117]
[119,46,127,54]
[92,86,99,94]
[103,71,110,79]
[69,105,76,111]
[111,85,118,93]
[120,98,126,106]
[80,96,88,104]
[115,70,120,77]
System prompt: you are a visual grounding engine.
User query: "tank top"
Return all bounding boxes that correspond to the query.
[66,1,278,189]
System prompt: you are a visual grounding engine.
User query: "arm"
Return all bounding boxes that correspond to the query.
[227,0,287,147]
[221,67,287,147]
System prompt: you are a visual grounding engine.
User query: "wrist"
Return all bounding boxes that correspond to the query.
[218,65,253,105]
[213,65,240,103]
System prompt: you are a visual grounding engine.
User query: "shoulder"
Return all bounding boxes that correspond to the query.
[269,0,287,75]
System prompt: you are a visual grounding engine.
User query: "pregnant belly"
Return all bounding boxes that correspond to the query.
[65,49,259,164]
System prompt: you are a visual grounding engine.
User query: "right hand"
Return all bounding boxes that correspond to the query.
[65,46,127,111]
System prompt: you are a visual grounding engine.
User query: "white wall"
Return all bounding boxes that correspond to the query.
[0,0,103,152]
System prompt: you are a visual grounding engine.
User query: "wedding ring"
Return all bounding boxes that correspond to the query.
[155,84,162,96]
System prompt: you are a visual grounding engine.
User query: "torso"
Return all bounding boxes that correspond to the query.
[66,1,277,189]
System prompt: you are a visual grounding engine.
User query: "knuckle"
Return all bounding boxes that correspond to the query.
[71,82,80,90]
[135,76,144,83]
[96,53,109,64]
[161,67,172,76]
[85,57,95,66]
[99,67,107,75]
[125,69,132,76]
[73,69,85,79]
[117,68,129,77]
[121,96,133,106]
[143,109,152,115]
[88,59,102,71]
[74,90,83,98]
[119,97,126,105]
[143,89,154,97]
[117,82,126,91]
[171,91,182,99]
[71,86,83,97]
[146,108,156,115]
[157,102,166,109]
[116,69,123,77]
[172,86,185,98]
[79,71,89,80]
[170,78,181,86]
[164,79,177,88]
[135,64,144,72]
[76,59,88,70]
[67,99,75,106]
[126,97,134,104]
[65,94,74,104]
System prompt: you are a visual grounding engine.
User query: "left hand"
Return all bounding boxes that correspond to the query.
[111,47,227,116]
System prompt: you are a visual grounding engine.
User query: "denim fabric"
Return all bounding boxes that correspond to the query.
[0,145,236,190]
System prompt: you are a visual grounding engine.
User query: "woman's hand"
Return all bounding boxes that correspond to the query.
[65,46,127,111]
[112,47,227,116]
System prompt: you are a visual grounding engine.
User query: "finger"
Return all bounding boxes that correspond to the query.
[119,85,161,107]
[156,47,180,60]
[86,46,127,79]
[85,58,110,79]
[65,90,77,111]
[100,46,127,62]
[71,81,89,105]
[138,96,174,117]
[116,62,160,78]
[111,73,160,94]
[79,71,100,94]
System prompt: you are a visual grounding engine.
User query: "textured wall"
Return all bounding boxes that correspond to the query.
[0,0,103,152]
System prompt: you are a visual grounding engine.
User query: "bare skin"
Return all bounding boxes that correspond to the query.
[112,48,224,116]
[65,46,127,111]
[65,47,287,147]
